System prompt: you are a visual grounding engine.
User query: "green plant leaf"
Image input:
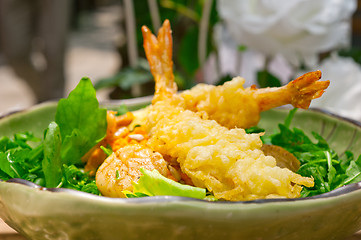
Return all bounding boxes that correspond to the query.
[42,122,62,188]
[178,26,200,76]
[55,77,107,165]
[257,70,282,88]
[132,168,206,199]
[215,74,233,86]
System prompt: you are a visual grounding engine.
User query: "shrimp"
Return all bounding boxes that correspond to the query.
[142,20,314,201]
[146,101,314,200]
[180,71,329,129]
[96,144,169,198]
[142,20,330,129]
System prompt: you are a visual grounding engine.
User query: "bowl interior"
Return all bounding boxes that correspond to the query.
[1,101,361,240]
[259,108,361,157]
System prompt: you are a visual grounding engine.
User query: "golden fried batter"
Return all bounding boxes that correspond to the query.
[179,77,260,129]
[146,101,313,201]
[179,71,329,129]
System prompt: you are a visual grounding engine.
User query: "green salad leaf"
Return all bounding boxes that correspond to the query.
[130,168,206,199]
[42,122,62,188]
[55,77,107,165]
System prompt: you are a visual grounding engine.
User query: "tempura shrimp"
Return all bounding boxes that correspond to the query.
[180,71,329,128]
[142,21,330,129]
[142,20,314,201]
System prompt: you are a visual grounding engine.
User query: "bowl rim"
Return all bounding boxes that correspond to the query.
[1,100,361,204]
[3,177,361,205]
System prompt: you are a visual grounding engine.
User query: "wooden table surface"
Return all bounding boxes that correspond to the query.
[1,218,361,240]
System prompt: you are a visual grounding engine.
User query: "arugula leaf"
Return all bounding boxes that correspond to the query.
[0,133,39,152]
[62,165,100,195]
[42,122,62,188]
[343,155,361,185]
[0,150,24,179]
[245,126,265,134]
[0,133,44,182]
[0,137,15,152]
[55,77,107,165]
[131,168,206,199]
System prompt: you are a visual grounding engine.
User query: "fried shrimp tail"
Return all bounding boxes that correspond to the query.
[180,71,330,129]
[142,20,177,103]
[142,21,330,129]
[255,70,330,112]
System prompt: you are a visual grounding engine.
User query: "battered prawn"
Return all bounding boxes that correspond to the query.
[143,20,314,201]
[142,21,330,129]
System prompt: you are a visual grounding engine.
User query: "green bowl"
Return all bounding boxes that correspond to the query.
[1,99,361,240]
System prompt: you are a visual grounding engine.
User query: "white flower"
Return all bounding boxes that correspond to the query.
[309,55,361,122]
[217,0,357,67]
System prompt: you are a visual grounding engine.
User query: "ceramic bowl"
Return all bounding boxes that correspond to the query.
[1,99,361,240]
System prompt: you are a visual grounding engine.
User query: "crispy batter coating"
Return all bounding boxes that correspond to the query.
[146,101,313,201]
[179,71,329,129]
[179,77,261,129]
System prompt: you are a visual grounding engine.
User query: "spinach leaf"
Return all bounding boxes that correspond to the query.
[43,122,62,188]
[55,77,107,165]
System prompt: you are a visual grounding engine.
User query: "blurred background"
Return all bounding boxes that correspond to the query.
[0,0,360,120]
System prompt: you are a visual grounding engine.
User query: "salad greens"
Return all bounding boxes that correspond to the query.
[0,132,43,183]
[0,78,105,193]
[0,78,360,200]
[261,108,361,197]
